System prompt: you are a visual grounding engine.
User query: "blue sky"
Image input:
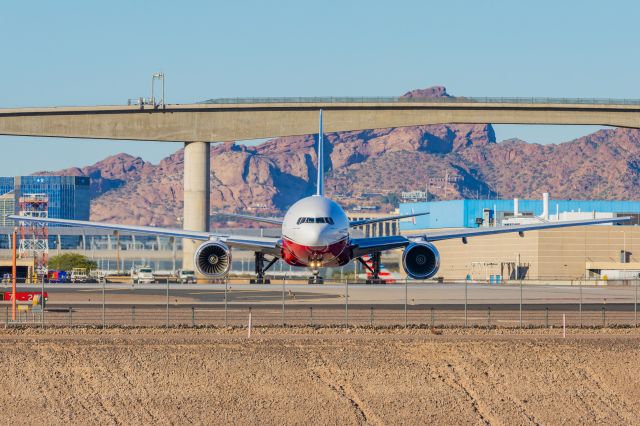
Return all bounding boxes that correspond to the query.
[1,0,638,175]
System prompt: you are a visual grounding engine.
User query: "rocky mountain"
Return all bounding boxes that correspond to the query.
[33,86,640,226]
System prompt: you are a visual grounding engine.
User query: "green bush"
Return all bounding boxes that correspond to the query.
[48,253,97,272]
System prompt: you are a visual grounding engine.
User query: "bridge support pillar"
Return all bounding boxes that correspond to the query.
[182,141,210,273]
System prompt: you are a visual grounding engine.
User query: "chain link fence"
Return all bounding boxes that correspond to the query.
[2,279,638,329]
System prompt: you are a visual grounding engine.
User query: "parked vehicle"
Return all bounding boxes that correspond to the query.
[2,291,48,302]
[89,269,106,284]
[71,268,89,283]
[131,266,155,284]
[48,270,68,283]
[177,269,196,284]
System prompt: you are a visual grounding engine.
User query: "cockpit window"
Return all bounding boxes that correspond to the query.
[296,217,334,225]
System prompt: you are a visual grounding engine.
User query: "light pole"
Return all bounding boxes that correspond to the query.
[151,72,165,107]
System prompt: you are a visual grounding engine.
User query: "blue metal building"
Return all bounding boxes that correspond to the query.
[399,199,640,231]
[0,176,90,225]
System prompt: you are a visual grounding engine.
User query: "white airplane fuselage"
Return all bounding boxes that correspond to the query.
[280,195,351,268]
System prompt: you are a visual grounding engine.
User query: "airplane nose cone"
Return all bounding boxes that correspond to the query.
[307,227,323,245]
[299,225,333,247]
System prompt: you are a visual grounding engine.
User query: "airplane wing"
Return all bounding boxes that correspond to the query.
[416,216,632,242]
[350,211,429,227]
[351,216,631,257]
[351,235,410,258]
[213,212,283,225]
[7,215,282,256]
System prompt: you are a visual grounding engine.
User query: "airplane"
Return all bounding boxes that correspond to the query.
[9,111,631,284]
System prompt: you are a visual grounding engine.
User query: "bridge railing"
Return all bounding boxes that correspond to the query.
[203,96,640,106]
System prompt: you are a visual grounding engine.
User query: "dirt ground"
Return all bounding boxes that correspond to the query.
[0,327,639,425]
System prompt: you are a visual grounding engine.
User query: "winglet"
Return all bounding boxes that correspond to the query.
[316,109,324,196]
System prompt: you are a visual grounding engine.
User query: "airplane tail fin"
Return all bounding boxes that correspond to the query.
[316,109,324,196]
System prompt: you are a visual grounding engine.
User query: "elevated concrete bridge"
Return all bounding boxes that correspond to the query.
[2,96,640,268]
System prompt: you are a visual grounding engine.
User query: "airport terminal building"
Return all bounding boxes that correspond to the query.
[399,197,640,281]
[0,176,90,226]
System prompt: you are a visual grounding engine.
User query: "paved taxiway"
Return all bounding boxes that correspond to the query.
[3,282,636,306]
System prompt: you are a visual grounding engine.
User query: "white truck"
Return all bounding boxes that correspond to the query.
[70,268,89,283]
[177,269,196,284]
[131,266,155,284]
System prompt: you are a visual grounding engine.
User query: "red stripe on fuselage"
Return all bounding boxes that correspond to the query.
[281,237,352,267]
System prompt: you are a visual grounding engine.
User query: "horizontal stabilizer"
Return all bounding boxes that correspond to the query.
[213,212,283,225]
[350,211,429,227]
[415,216,633,242]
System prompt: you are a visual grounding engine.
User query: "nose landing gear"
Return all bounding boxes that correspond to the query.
[307,256,324,284]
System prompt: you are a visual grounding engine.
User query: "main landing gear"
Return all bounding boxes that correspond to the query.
[250,252,278,284]
[357,252,384,284]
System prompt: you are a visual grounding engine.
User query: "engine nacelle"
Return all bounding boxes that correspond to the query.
[402,242,440,280]
[194,241,232,278]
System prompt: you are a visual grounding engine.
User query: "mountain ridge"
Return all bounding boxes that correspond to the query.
[33,86,640,226]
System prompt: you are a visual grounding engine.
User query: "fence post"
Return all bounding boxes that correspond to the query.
[430,306,434,328]
[464,278,468,327]
[487,306,491,329]
[41,277,45,328]
[370,306,374,327]
[579,280,583,328]
[602,306,606,328]
[69,307,73,326]
[166,278,169,328]
[309,307,313,326]
[224,280,228,327]
[545,307,549,328]
[5,306,8,328]
[192,306,195,328]
[281,277,285,326]
[519,279,523,328]
[345,281,349,327]
[102,278,106,329]
[635,279,638,327]
[404,278,408,328]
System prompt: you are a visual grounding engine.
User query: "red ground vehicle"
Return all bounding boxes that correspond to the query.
[1,292,48,302]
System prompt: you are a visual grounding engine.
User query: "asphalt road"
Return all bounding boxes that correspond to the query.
[2,282,638,306]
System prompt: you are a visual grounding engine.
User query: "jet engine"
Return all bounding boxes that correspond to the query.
[402,242,440,279]
[194,241,232,278]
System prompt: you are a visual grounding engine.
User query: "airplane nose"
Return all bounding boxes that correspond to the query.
[301,225,332,246]
[308,227,323,243]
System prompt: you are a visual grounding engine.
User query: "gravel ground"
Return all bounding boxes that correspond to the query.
[0,327,639,425]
